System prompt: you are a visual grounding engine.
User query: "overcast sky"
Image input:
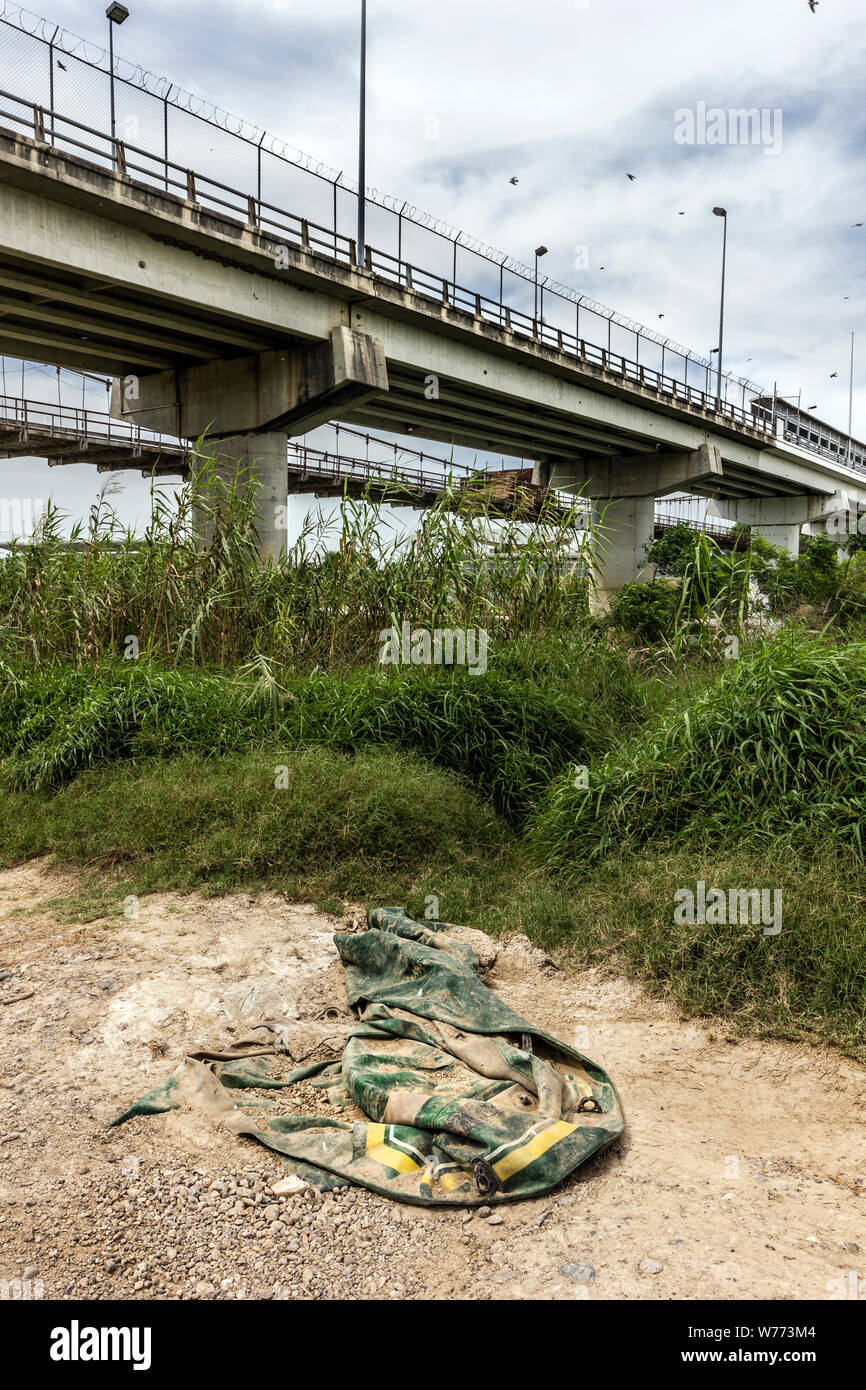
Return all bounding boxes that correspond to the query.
[1,0,865,537]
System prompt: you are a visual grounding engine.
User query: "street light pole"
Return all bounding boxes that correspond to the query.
[534,245,548,332]
[713,206,727,410]
[849,330,855,443]
[106,3,129,170]
[357,0,367,267]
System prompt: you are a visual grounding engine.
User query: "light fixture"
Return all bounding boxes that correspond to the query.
[533,246,549,329]
[106,4,130,171]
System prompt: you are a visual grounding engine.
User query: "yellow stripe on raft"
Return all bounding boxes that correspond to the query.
[365,1122,422,1175]
[439,1169,473,1193]
[492,1120,576,1183]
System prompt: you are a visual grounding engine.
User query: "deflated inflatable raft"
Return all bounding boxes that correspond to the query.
[112,907,625,1205]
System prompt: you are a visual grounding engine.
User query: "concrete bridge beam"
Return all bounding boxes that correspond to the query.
[714,494,845,557]
[549,440,723,498]
[110,326,388,441]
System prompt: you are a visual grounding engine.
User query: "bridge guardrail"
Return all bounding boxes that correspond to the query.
[0,389,186,452]
[0,9,774,410]
[0,84,775,445]
[0,54,864,479]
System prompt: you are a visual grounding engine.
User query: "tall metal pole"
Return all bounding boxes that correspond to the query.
[849,330,855,439]
[533,246,547,332]
[713,207,727,410]
[108,20,116,167]
[357,0,367,267]
[534,251,538,324]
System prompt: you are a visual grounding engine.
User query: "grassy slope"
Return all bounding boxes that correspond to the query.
[1,743,863,1060]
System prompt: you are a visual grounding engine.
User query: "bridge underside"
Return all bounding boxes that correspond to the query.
[1,127,865,587]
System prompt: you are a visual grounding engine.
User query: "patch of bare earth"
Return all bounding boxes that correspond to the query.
[0,861,863,1301]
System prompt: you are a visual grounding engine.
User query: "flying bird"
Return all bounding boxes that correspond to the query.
[808,0,818,11]
[678,211,685,216]
[57,60,66,70]
[509,177,519,185]
[626,173,636,181]
[831,372,839,378]
[599,266,605,270]
[658,313,665,319]
[853,223,864,228]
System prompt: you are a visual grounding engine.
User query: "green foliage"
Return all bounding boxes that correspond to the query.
[610,580,680,643]
[614,530,754,650]
[0,745,510,902]
[282,664,592,823]
[529,632,866,867]
[751,531,842,614]
[0,654,628,822]
[833,549,866,625]
[643,522,701,577]
[0,458,593,672]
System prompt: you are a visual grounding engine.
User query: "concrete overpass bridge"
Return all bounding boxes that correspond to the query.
[0,74,864,593]
[0,389,738,546]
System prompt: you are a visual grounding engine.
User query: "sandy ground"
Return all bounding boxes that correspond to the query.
[0,860,863,1302]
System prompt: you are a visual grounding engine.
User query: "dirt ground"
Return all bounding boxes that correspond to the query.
[0,860,863,1302]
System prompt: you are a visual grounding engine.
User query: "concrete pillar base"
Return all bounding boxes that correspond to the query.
[750,522,802,557]
[590,495,656,611]
[192,432,287,560]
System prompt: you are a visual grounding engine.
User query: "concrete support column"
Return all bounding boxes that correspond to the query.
[714,496,821,559]
[749,521,802,557]
[591,494,656,609]
[192,432,287,561]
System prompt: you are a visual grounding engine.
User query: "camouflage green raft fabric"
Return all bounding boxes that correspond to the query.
[112,908,625,1205]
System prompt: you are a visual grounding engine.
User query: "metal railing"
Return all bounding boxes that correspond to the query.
[0,390,187,453]
[0,5,771,412]
[0,84,775,445]
[367,244,768,432]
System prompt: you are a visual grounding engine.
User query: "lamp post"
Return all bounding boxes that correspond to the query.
[849,330,855,457]
[712,206,727,410]
[106,3,129,170]
[534,245,548,332]
[357,0,367,267]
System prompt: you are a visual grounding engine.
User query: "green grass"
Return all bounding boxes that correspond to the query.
[1,566,864,1063]
[0,744,862,1057]
[529,631,866,867]
[0,745,510,902]
[0,641,651,821]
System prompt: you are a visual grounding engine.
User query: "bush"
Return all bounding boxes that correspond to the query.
[529,632,866,868]
[0,745,510,901]
[0,658,607,822]
[0,664,266,793]
[610,581,680,643]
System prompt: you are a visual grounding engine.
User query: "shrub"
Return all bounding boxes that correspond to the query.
[529,632,866,868]
[610,581,680,643]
